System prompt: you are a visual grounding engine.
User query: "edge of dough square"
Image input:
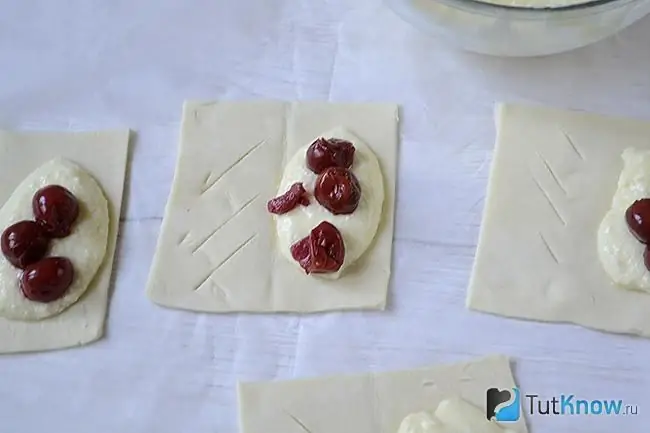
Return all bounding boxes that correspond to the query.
[467,102,650,337]
[237,354,527,433]
[0,129,130,353]
[146,101,399,313]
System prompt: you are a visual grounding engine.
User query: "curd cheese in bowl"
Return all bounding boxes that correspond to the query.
[387,0,650,56]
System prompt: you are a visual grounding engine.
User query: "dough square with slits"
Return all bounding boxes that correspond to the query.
[146,101,398,312]
[0,129,129,353]
[238,355,527,433]
[467,103,650,337]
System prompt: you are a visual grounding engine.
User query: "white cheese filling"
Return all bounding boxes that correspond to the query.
[0,158,109,320]
[274,127,384,278]
[598,148,650,293]
[397,398,515,433]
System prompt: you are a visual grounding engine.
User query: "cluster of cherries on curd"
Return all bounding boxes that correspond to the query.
[1,185,79,302]
[267,137,361,274]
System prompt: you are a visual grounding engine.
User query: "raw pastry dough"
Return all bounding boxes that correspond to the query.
[146,101,398,313]
[0,158,109,320]
[275,127,384,277]
[237,355,527,433]
[0,129,129,353]
[467,103,650,337]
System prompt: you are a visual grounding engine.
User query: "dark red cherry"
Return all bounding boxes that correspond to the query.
[1,220,49,269]
[20,257,74,303]
[314,167,361,215]
[306,138,355,174]
[267,182,310,214]
[33,185,79,238]
[625,199,650,244]
[290,221,344,274]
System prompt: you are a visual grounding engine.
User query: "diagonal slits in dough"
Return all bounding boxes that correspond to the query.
[284,411,316,433]
[539,231,559,264]
[177,231,190,246]
[193,233,258,292]
[532,176,567,226]
[533,151,567,266]
[201,139,267,195]
[536,151,566,195]
[190,194,260,254]
[562,130,585,161]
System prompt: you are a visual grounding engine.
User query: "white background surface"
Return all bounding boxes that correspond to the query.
[1,1,649,432]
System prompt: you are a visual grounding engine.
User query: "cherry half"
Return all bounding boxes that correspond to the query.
[1,220,49,269]
[290,221,345,274]
[20,257,74,303]
[267,182,310,215]
[32,185,79,238]
[306,137,355,174]
[314,167,361,215]
[625,199,650,244]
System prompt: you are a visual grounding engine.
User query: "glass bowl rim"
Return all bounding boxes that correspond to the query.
[436,0,637,12]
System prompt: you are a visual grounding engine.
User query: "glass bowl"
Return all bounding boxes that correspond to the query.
[386,0,650,56]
